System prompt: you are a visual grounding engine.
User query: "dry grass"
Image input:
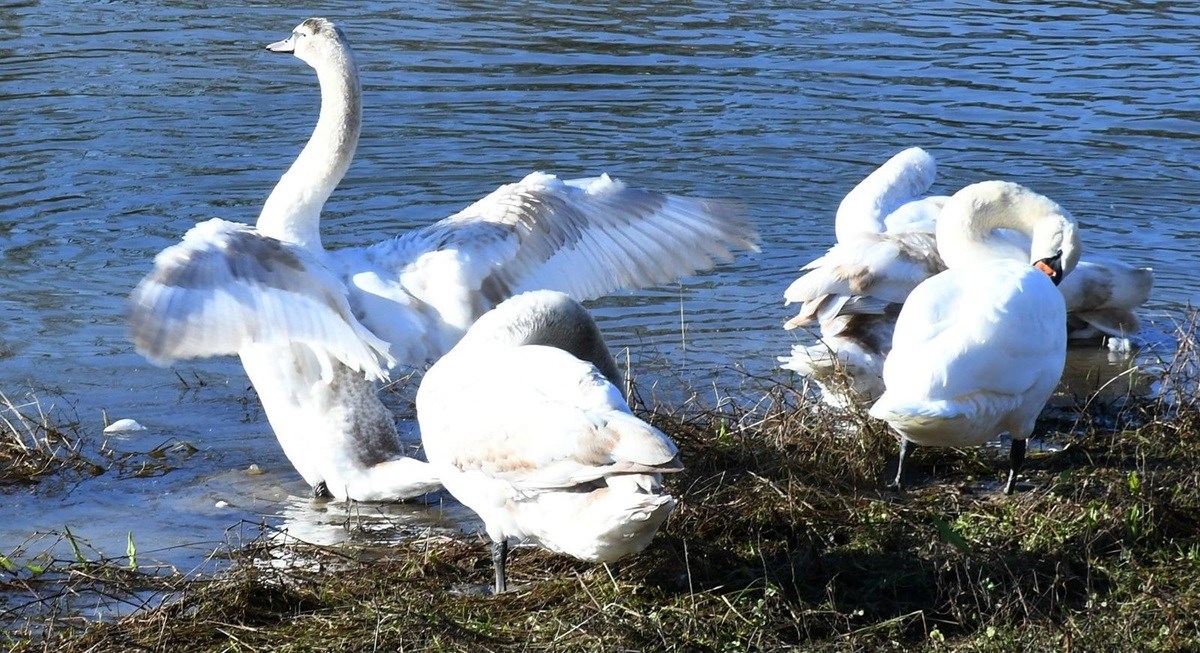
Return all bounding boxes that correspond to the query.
[0,390,104,486]
[6,319,1200,652]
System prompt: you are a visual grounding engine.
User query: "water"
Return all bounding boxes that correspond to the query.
[2,1,1199,588]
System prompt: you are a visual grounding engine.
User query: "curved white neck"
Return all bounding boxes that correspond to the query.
[835,147,936,242]
[256,52,361,250]
[936,182,1075,271]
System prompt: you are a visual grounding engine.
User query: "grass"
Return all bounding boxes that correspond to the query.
[0,390,105,486]
[5,373,1197,652]
[5,321,1200,651]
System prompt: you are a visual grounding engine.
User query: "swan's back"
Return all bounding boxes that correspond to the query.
[872,261,1067,445]
[417,290,679,563]
[455,289,623,389]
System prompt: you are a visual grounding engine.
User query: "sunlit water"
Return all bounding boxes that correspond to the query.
[2,2,1199,594]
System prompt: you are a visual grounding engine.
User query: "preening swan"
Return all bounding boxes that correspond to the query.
[781,148,946,408]
[781,147,1153,408]
[868,181,1081,494]
[128,18,755,502]
[417,290,680,594]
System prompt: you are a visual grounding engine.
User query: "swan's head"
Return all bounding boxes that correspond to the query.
[938,180,1082,282]
[1007,186,1081,284]
[1029,210,1081,286]
[460,290,625,391]
[266,18,352,70]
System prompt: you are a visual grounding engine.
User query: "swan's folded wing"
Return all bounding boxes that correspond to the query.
[399,172,758,305]
[128,219,393,379]
[783,231,942,328]
[419,346,680,491]
[885,265,1067,402]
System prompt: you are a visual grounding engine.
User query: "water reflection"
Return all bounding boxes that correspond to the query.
[267,493,477,549]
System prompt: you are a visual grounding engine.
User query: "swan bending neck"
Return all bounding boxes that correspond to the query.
[257,56,362,250]
[936,181,1078,272]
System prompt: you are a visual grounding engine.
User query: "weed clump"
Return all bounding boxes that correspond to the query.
[0,390,103,486]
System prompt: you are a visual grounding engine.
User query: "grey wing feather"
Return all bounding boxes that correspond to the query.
[381,172,757,306]
[128,219,393,379]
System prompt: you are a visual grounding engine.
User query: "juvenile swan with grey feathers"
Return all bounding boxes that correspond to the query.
[127,19,756,502]
[417,290,680,594]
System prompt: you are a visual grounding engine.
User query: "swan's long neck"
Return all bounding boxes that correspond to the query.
[835,147,936,242]
[256,50,361,250]
[936,181,1079,272]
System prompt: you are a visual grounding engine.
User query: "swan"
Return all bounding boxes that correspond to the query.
[868,180,1082,494]
[780,148,1153,408]
[780,148,947,408]
[127,18,756,502]
[416,290,680,593]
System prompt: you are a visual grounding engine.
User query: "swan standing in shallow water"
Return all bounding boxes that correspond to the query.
[868,181,1082,494]
[128,19,755,502]
[417,290,680,594]
[781,147,1153,408]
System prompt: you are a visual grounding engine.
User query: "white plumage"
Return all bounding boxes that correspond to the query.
[868,180,1081,494]
[781,148,947,407]
[417,290,679,593]
[781,147,1153,409]
[127,18,755,502]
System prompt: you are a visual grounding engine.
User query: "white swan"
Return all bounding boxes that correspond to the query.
[832,147,947,241]
[781,148,947,408]
[416,290,680,593]
[781,148,1153,408]
[868,181,1082,494]
[127,19,755,502]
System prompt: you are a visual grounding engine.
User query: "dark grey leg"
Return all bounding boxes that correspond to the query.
[888,438,916,490]
[1004,438,1027,495]
[312,481,332,499]
[492,539,508,594]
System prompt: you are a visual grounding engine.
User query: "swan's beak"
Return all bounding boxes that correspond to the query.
[1034,250,1064,286]
[266,35,296,53]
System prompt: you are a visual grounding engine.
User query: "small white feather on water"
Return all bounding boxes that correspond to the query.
[103,418,147,433]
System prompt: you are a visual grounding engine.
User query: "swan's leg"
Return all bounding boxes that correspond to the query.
[888,437,916,490]
[492,539,509,594]
[1004,438,1027,495]
[312,481,332,499]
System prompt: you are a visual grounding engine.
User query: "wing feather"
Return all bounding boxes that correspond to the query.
[128,219,393,380]
[405,172,756,304]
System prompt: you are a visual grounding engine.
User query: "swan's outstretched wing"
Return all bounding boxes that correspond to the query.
[129,219,393,380]
[835,147,938,241]
[419,344,680,491]
[376,172,757,315]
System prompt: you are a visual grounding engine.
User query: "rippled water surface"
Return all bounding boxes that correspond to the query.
[2,2,1199,579]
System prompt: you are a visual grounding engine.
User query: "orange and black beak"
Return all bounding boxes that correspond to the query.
[1034,250,1064,286]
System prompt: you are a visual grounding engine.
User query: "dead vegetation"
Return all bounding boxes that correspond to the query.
[0,390,103,486]
[5,320,1200,652]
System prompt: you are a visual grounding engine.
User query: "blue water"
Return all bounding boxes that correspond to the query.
[1,1,1198,591]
